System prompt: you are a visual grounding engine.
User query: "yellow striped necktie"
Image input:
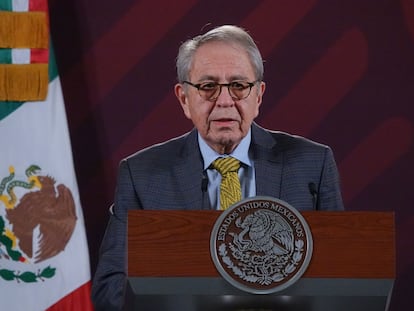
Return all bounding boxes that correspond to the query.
[212,157,242,210]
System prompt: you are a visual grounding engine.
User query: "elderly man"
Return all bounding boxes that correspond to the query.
[91,25,344,311]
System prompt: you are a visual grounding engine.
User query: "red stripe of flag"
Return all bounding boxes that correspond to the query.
[46,281,94,311]
[30,48,48,63]
[29,0,48,11]
[29,0,49,64]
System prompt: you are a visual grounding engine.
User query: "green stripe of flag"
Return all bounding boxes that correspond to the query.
[0,0,13,11]
[49,43,58,81]
[0,48,12,63]
[0,100,24,120]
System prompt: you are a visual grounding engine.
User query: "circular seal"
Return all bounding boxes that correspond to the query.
[210,196,313,294]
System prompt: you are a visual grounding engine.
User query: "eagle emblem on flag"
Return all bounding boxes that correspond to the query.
[0,165,77,282]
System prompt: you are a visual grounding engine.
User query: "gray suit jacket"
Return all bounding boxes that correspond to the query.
[91,123,344,310]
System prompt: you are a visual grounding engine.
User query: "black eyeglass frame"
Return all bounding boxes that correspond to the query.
[182,80,260,101]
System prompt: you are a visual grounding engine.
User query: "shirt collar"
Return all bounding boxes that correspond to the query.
[198,129,252,170]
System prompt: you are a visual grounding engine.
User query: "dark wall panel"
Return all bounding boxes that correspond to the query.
[48,1,414,309]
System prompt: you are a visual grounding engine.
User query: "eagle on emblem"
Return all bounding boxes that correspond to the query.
[232,209,294,255]
[6,175,77,263]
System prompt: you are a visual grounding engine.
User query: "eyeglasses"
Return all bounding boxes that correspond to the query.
[183,80,259,101]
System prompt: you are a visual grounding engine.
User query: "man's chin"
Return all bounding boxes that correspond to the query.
[215,133,242,147]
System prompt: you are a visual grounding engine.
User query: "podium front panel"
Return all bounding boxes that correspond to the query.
[126,210,395,311]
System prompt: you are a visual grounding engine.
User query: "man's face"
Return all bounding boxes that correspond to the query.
[175,41,266,154]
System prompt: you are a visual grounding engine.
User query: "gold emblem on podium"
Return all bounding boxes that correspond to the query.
[210,196,313,294]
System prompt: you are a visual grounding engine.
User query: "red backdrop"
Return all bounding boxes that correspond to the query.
[49,0,414,309]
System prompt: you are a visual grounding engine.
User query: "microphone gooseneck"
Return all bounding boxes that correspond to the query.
[201,173,209,210]
[201,175,208,192]
[308,182,318,210]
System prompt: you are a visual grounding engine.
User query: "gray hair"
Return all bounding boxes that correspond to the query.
[176,25,264,83]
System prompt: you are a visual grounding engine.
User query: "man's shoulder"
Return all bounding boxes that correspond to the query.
[123,130,195,164]
[254,124,330,151]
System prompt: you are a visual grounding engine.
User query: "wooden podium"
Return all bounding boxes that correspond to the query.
[125,210,395,311]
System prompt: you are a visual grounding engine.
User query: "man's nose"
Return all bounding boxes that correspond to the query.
[214,85,235,106]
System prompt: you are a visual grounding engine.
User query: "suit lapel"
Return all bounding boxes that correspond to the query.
[174,129,211,210]
[251,124,283,198]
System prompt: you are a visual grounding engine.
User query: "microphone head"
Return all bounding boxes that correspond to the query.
[308,182,317,195]
[201,176,208,192]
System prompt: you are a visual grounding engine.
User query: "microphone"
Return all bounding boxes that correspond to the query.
[108,203,125,223]
[308,182,318,210]
[201,173,209,210]
[201,174,208,192]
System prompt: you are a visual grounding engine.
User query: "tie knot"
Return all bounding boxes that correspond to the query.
[212,157,240,175]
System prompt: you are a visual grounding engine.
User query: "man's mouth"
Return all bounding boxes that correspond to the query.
[212,119,237,126]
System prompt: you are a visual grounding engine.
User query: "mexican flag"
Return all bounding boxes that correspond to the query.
[0,0,94,310]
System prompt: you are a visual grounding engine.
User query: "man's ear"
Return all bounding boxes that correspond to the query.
[174,83,191,119]
[257,81,266,105]
[253,81,266,118]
